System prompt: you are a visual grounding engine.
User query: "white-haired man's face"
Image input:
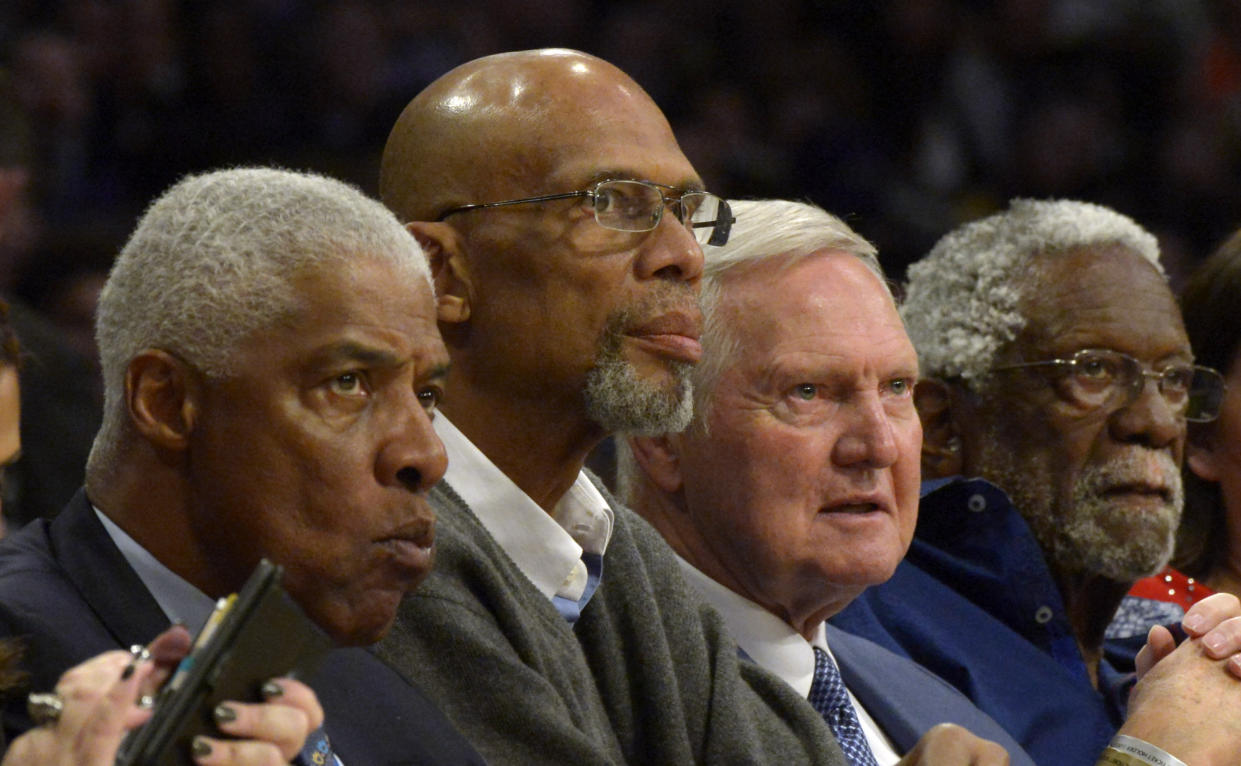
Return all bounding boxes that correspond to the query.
[670,251,922,634]
[183,257,451,646]
[963,245,1187,582]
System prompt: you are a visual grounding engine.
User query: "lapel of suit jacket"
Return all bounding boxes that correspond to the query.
[825,623,923,753]
[51,489,172,648]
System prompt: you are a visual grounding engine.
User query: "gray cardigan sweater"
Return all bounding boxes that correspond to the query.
[376,477,846,765]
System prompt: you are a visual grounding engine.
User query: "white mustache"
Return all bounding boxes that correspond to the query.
[1078,449,1182,501]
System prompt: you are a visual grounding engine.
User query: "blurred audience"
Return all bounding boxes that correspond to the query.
[2,2,1239,530]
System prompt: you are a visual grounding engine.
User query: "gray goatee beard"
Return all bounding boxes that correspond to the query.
[583,307,695,436]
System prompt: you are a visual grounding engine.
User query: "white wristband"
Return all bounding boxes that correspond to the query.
[1096,734,1189,766]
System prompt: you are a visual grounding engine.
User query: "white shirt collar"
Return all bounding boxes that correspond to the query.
[675,555,900,764]
[677,557,821,695]
[95,508,219,635]
[434,415,613,602]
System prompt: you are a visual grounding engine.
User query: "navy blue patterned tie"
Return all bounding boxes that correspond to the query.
[809,646,879,766]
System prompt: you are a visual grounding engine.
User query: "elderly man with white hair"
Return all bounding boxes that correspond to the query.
[620,198,1027,766]
[834,199,1234,766]
[0,167,485,764]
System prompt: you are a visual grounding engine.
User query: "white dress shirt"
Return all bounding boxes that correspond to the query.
[677,557,901,765]
[433,415,614,604]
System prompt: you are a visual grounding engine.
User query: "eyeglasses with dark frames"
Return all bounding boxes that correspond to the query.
[991,347,1226,423]
[435,179,736,247]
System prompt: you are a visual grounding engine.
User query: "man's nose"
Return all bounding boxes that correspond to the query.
[832,395,900,469]
[1110,375,1183,450]
[379,399,448,493]
[635,211,705,284]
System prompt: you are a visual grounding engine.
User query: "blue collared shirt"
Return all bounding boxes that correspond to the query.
[831,477,1121,766]
[95,507,217,634]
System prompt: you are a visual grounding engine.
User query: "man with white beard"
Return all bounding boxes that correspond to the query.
[833,198,1229,766]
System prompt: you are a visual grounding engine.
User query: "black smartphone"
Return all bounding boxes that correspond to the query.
[115,558,333,766]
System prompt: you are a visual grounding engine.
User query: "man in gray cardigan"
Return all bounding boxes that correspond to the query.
[373,48,856,764]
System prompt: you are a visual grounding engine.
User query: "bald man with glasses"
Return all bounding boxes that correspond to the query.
[374,49,847,765]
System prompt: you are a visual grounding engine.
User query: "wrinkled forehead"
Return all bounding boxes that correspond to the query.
[1009,244,1187,359]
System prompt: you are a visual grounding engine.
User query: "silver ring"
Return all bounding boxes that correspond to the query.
[26,691,64,726]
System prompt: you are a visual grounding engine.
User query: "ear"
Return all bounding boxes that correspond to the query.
[125,350,200,451]
[627,434,684,494]
[406,221,473,325]
[1186,428,1222,482]
[914,378,963,478]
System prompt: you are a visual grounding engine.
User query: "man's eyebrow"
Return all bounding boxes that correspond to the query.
[586,169,705,192]
[319,342,402,368]
[426,362,451,382]
[320,344,453,383]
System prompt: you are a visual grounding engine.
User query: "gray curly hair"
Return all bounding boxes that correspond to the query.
[902,198,1162,384]
[88,167,431,474]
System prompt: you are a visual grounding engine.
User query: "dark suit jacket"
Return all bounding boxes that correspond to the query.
[0,491,486,765]
[825,624,1038,766]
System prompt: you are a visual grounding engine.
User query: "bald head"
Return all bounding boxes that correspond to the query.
[380,48,687,223]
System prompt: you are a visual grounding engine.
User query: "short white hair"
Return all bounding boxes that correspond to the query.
[616,198,885,502]
[89,167,431,474]
[902,198,1163,383]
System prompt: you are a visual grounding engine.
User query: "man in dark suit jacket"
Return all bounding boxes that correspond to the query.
[0,167,484,765]
[622,199,1241,766]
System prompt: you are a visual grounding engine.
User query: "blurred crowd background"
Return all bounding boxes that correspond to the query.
[2,0,1240,523]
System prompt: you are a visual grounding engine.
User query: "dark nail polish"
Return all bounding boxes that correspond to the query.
[260,680,284,698]
[213,703,237,725]
[191,736,212,758]
[120,659,138,681]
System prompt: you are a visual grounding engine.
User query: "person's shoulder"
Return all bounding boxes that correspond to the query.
[0,520,89,626]
[0,519,63,593]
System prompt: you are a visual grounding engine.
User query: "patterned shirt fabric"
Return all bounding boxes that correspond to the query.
[300,727,344,766]
[1104,567,1214,675]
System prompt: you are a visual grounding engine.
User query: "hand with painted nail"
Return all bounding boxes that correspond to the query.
[188,678,324,765]
[2,626,323,766]
[1,631,172,766]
